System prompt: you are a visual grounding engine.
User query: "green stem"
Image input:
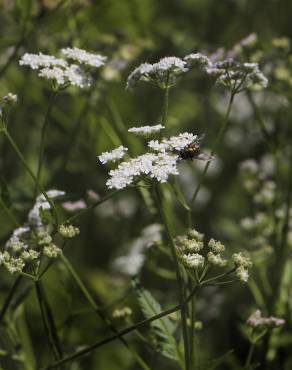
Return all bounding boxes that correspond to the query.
[42,286,199,370]
[65,189,122,223]
[188,92,235,227]
[154,185,190,370]
[0,276,23,323]
[161,87,170,126]
[190,294,196,368]
[36,91,58,194]
[245,342,255,368]
[35,281,62,361]
[2,128,59,225]
[61,255,151,370]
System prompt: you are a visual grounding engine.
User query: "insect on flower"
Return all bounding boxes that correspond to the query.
[172,134,213,162]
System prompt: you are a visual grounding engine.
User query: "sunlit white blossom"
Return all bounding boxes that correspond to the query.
[61,47,107,68]
[128,124,165,135]
[19,53,68,69]
[98,146,128,164]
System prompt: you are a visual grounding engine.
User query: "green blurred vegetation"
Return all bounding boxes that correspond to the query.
[0,0,292,369]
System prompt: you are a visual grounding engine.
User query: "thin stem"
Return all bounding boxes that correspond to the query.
[42,286,199,370]
[161,86,170,126]
[154,185,190,370]
[36,91,58,194]
[190,294,196,368]
[0,276,23,323]
[245,342,255,368]
[35,281,62,361]
[65,189,122,223]
[2,128,59,225]
[61,255,151,370]
[188,92,235,226]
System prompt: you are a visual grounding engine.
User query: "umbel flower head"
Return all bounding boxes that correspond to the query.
[206,59,268,92]
[175,229,251,283]
[126,50,267,93]
[0,190,66,275]
[19,47,107,89]
[99,131,210,190]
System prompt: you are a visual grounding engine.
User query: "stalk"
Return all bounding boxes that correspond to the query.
[245,342,255,368]
[35,281,62,361]
[154,185,191,370]
[188,92,235,227]
[2,127,59,225]
[161,86,170,126]
[36,91,58,194]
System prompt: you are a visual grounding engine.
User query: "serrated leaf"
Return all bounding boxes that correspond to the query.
[135,284,183,364]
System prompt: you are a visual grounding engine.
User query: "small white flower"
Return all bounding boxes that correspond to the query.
[38,66,66,85]
[235,266,249,282]
[98,146,128,164]
[148,132,198,152]
[127,56,188,90]
[207,252,227,267]
[64,64,92,88]
[182,253,205,269]
[61,47,107,68]
[208,238,225,253]
[128,124,165,136]
[19,53,67,70]
[2,93,18,104]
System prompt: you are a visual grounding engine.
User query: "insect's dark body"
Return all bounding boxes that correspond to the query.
[176,143,201,160]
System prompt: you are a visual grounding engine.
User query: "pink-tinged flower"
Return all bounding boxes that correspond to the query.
[62,200,87,212]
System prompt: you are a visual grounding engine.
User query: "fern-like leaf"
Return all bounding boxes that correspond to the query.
[135,284,183,363]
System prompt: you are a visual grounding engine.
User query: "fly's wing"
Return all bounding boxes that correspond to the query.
[197,152,214,162]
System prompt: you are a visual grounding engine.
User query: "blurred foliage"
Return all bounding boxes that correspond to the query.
[0,0,292,369]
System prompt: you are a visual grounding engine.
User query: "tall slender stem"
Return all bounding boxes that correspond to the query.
[188,92,235,227]
[154,185,190,370]
[161,87,170,126]
[61,255,151,370]
[36,91,58,194]
[2,128,59,225]
[35,281,62,361]
[245,342,255,368]
[0,276,23,323]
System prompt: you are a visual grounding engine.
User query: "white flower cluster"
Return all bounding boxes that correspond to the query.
[127,51,267,92]
[232,252,252,282]
[148,132,198,152]
[175,229,251,283]
[128,124,165,136]
[100,132,206,190]
[175,229,206,270]
[106,152,179,189]
[61,47,107,68]
[127,56,189,90]
[19,47,106,89]
[98,146,128,164]
[0,190,65,274]
[206,59,268,91]
[247,310,285,329]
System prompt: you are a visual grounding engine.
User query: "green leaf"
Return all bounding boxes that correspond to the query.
[134,283,183,364]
